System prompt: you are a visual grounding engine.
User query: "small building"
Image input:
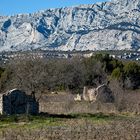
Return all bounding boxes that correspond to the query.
[82,85,114,103]
[0,89,39,115]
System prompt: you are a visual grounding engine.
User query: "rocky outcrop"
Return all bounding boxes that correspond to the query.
[1,0,140,52]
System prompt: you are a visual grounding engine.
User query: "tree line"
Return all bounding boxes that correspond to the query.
[0,53,140,95]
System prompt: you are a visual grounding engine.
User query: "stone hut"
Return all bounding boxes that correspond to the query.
[96,85,114,103]
[83,86,97,101]
[82,85,114,102]
[0,89,39,115]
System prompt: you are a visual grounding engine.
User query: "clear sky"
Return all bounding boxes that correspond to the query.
[0,0,106,16]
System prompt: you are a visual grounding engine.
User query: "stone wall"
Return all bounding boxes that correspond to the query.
[39,91,116,114]
[40,100,116,114]
[0,89,39,115]
[82,85,114,102]
[0,95,3,114]
[39,92,140,114]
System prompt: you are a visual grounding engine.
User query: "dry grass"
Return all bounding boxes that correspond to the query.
[0,113,139,140]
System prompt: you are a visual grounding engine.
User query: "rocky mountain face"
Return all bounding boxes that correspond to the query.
[0,0,140,52]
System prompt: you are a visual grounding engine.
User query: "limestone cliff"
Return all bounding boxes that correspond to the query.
[0,0,140,52]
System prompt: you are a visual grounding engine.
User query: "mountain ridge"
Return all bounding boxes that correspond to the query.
[0,0,140,52]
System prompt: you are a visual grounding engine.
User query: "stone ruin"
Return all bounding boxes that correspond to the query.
[0,89,39,115]
[74,84,114,103]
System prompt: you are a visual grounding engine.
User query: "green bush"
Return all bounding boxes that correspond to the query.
[123,62,140,89]
[123,62,140,76]
[111,67,122,80]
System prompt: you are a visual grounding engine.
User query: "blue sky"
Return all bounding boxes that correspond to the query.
[0,0,106,16]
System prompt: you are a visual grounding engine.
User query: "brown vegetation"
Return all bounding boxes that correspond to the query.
[0,113,139,140]
[0,53,139,114]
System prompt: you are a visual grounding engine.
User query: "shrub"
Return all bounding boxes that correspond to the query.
[111,67,122,80]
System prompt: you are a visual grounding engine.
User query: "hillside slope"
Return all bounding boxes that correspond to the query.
[0,0,140,51]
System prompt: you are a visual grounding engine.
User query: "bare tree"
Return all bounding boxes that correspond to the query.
[0,56,48,97]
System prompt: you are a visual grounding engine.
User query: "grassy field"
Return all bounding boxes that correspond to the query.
[0,112,139,130]
[0,113,139,140]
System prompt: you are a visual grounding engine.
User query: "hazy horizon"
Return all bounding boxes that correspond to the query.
[0,0,106,16]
